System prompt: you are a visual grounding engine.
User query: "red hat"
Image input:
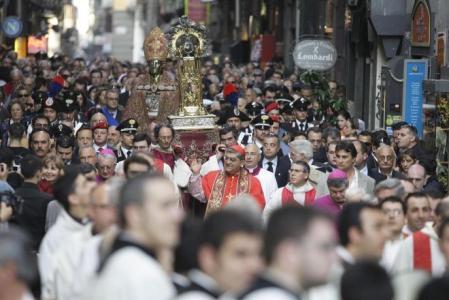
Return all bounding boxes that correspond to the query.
[229,144,245,159]
[265,102,279,113]
[93,120,109,130]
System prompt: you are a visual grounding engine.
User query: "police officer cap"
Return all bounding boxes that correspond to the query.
[291,98,310,111]
[117,118,139,133]
[60,90,80,113]
[251,114,273,130]
[245,102,264,117]
[49,123,73,138]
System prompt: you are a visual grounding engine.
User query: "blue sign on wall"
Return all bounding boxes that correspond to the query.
[403,59,428,138]
[1,16,23,38]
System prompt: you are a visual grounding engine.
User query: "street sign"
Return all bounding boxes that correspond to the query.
[402,59,428,138]
[1,16,23,39]
[292,39,337,71]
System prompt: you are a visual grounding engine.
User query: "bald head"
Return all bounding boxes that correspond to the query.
[244,143,261,169]
[89,183,117,233]
[407,164,426,191]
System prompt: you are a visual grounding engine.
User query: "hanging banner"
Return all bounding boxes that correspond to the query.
[402,59,428,138]
[411,0,431,47]
[186,0,207,23]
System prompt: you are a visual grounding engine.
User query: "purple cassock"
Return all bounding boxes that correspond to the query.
[313,194,342,217]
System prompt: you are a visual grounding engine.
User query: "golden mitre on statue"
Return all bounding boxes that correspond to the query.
[144,27,168,61]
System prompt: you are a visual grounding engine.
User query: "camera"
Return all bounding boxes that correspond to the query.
[0,191,23,218]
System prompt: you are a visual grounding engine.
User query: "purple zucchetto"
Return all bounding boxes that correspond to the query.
[328,169,348,180]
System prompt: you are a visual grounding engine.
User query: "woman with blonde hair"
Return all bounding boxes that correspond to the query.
[38,154,65,196]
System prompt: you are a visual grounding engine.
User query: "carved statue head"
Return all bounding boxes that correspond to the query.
[148,59,164,77]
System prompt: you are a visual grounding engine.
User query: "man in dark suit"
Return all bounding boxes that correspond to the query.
[307,127,327,164]
[259,134,290,187]
[101,89,123,126]
[13,155,52,251]
[282,98,314,135]
[368,145,405,184]
[114,118,139,163]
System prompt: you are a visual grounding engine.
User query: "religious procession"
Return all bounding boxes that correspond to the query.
[1,0,449,299]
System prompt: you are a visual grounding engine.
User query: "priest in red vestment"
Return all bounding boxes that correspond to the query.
[188,145,265,217]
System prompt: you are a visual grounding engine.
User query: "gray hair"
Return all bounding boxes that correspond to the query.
[78,145,95,156]
[289,140,314,161]
[0,227,38,286]
[98,152,117,164]
[374,178,405,199]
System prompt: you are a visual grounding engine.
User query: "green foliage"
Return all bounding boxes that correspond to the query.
[299,70,347,124]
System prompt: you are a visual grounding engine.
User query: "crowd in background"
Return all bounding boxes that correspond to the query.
[0,48,448,300]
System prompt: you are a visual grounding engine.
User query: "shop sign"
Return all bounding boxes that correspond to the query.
[293,39,337,71]
[1,16,23,39]
[411,0,431,47]
[403,59,428,138]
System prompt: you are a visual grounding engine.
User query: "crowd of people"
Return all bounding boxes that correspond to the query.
[0,48,448,300]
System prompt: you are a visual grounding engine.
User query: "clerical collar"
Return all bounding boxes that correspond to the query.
[68,211,89,225]
[186,269,222,298]
[247,167,261,176]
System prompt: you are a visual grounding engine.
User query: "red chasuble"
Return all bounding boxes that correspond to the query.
[202,169,265,216]
[152,148,175,170]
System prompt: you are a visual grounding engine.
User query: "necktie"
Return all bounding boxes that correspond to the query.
[127,150,132,157]
[267,161,274,173]
[300,123,304,132]
[98,147,103,153]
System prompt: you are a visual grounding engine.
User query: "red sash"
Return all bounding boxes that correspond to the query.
[281,187,316,206]
[413,231,432,273]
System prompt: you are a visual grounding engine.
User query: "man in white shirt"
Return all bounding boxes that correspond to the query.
[402,192,431,237]
[245,143,278,202]
[240,206,336,300]
[84,173,183,300]
[39,167,97,300]
[393,199,449,276]
[335,141,375,196]
[379,196,406,272]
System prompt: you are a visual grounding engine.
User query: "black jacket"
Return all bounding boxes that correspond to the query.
[14,182,52,251]
[259,155,290,188]
[368,168,406,184]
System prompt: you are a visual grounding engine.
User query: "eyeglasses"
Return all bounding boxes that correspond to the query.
[18,93,29,97]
